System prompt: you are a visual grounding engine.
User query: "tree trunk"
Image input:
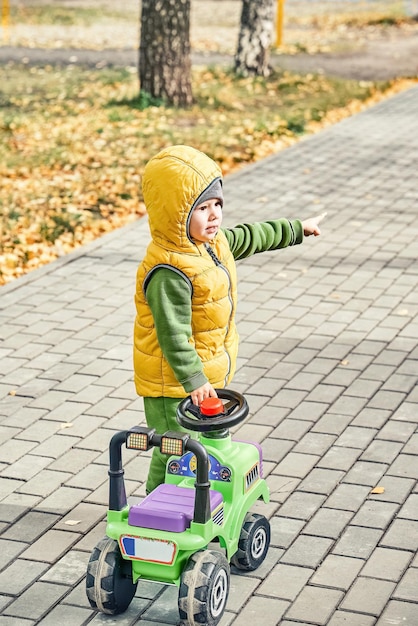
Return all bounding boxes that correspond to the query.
[139,0,193,107]
[234,0,275,77]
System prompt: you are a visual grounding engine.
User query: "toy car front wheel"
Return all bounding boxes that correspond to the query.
[179,549,230,626]
[86,536,137,615]
[231,512,270,571]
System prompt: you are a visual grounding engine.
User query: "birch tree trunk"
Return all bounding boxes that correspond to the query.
[234,0,275,77]
[139,0,193,106]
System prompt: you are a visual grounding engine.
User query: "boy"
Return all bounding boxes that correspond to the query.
[134,145,325,493]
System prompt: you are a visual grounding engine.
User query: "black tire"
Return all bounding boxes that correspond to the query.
[178,550,230,626]
[230,513,270,571]
[86,536,137,615]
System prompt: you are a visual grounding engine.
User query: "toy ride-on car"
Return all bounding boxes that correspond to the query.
[86,389,271,626]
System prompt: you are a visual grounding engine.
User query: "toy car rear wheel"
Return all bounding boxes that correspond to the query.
[179,549,230,626]
[86,536,137,615]
[231,513,270,571]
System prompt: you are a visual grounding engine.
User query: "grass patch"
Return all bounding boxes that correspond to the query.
[0,62,403,283]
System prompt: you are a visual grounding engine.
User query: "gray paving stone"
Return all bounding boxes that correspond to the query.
[48,448,100,474]
[334,525,383,559]
[303,507,353,539]
[83,396,131,418]
[361,440,404,464]
[35,604,94,626]
[18,469,73,498]
[1,511,59,543]
[273,452,320,479]
[334,426,378,450]
[229,595,289,625]
[0,538,26,570]
[258,563,313,601]
[340,577,396,616]
[361,547,413,582]
[312,413,354,436]
[223,575,260,612]
[402,432,418,455]
[388,453,418,480]
[298,468,345,495]
[40,549,88,586]
[325,483,370,512]
[351,407,391,428]
[65,462,108,491]
[71,520,107,554]
[269,516,305,549]
[368,476,415,504]
[285,585,344,624]
[311,554,364,590]
[53,502,106,535]
[271,418,313,441]
[351,500,400,530]
[139,584,179,624]
[0,559,49,595]
[398,493,418,520]
[293,431,336,455]
[20,529,81,563]
[317,445,362,471]
[281,534,333,568]
[393,567,418,603]
[0,453,51,481]
[327,611,376,626]
[0,439,37,464]
[0,477,24,500]
[380,519,418,551]
[376,599,418,626]
[261,438,294,464]
[35,486,90,515]
[343,460,388,487]
[277,491,326,521]
[3,581,70,620]
[0,616,34,625]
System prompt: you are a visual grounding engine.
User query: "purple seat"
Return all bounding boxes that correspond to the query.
[128,484,223,533]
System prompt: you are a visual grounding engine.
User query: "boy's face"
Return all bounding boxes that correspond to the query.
[189,198,223,243]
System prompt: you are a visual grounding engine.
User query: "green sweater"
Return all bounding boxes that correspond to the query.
[145,218,303,393]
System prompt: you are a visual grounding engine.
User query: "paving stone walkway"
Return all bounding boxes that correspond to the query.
[1,85,417,626]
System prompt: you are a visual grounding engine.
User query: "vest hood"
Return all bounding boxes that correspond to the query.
[142,145,222,253]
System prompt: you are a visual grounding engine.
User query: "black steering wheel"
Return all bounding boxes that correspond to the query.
[176,389,249,432]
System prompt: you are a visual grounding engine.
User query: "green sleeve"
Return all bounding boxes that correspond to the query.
[145,268,208,393]
[222,218,303,260]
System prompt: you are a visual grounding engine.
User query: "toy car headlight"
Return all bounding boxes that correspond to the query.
[161,431,190,456]
[126,427,156,451]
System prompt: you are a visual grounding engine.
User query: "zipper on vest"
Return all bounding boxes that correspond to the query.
[205,243,233,385]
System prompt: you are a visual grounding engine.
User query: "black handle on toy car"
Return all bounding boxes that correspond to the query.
[107,427,213,524]
[176,388,249,432]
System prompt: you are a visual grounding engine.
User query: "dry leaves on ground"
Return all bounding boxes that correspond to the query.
[1,63,416,285]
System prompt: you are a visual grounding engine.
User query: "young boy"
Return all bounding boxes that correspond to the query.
[134,144,325,493]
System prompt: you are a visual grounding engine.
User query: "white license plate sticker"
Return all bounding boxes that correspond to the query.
[120,535,177,564]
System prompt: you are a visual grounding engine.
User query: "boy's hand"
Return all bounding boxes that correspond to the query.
[302,212,327,237]
[191,382,218,406]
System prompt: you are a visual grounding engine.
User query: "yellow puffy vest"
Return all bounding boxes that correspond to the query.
[133,145,239,398]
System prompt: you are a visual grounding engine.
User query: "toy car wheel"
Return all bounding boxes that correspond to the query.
[231,513,270,571]
[86,536,137,615]
[178,549,230,626]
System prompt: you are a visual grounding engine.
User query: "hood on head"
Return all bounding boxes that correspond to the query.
[142,145,222,252]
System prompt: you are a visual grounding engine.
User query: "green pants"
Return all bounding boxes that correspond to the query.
[144,396,187,494]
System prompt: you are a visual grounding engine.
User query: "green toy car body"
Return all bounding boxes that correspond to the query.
[86,390,271,626]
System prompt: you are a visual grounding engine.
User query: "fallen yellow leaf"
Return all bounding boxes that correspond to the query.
[370,486,385,494]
